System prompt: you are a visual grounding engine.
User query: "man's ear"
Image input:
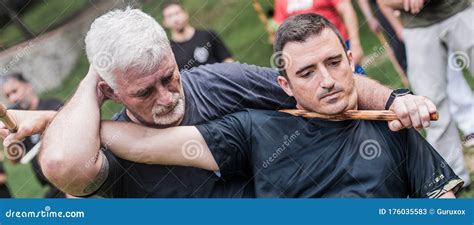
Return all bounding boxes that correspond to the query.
[346,50,355,73]
[277,75,294,97]
[98,81,121,103]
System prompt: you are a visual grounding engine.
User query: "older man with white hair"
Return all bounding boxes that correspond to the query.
[2,8,437,198]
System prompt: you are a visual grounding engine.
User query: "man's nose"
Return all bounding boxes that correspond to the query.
[155,87,173,106]
[8,94,19,104]
[320,67,336,90]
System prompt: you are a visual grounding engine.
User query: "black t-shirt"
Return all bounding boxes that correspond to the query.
[0,161,11,198]
[95,63,296,198]
[196,109,463,198]
[171,29,232,71]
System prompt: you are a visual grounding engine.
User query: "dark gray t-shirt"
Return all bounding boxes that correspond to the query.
[197,109,463,198]
[95,63,296,198]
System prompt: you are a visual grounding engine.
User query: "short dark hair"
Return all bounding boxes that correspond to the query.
[161,0,184,13]
[0,72,28,85]
[273,13,348,77]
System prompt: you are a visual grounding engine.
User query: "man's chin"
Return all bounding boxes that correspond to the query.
[311,103,349,115]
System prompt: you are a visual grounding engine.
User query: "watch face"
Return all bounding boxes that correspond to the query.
[394,88,411,96]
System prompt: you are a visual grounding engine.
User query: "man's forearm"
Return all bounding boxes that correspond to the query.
[358,0,374,21]
[377,0,404,9]
[100,121,218,171]
[339,1,361,45]
[354,75,391,110]
[40,74,104,196]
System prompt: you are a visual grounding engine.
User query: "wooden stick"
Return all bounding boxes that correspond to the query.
[0,104,25,163]
[375,32,409,87]
[251,0,275,43]
[0,104,18,132]
[279,109,438,121]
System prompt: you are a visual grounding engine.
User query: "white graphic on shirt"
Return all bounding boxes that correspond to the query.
[194,46,209,63]
[286,0,313,14]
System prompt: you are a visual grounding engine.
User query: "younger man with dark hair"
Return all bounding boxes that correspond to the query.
[162,0,234,71]
[100,14,462,198]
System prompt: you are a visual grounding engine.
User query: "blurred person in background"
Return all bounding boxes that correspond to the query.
[0,153,11,198]
[0,72,65,198]
[358,0,407,72]
[379,0,473,187]
[272,0,366,74]
[376,2,474,154]
[162,0,234,71]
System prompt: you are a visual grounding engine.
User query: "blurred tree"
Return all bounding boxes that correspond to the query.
[0,0,37,39]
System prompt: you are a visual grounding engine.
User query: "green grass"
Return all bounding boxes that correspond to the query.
[1,0,473,198]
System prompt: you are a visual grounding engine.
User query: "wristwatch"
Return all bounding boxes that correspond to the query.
[385,88,412,110]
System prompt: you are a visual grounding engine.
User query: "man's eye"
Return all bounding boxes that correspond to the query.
[136,88,153,98]
[301,71,314,78]
[162,75,173,85]
[329,60,341,67]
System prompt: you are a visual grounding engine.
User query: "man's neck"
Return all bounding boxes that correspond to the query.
[171,26,195,43]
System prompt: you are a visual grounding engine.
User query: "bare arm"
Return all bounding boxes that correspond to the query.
[354,75,437,131]
[336,0,364,65]
[357,0,381,33]
[0,174,6,184]
[39,68,107,196]
[100,121,218,171]
[354,75,391,111]
[378,0,424,14]
[0,110,56,147]
[377,0,404,9]
[377,2,405,40]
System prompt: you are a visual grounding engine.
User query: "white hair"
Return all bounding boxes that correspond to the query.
[85,7,172,89]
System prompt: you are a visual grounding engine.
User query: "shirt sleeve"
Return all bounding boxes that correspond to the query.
[404,129,464,198]
[195,111,253,180]
[209,31,233,62]
[78,148,124,198]
[185,63,296,119]
[273,0,287,24]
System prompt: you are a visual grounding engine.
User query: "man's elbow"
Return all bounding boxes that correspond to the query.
[39,146,87,195]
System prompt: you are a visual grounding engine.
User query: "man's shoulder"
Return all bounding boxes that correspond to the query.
[183,62,277,80]
[111,108,130,122]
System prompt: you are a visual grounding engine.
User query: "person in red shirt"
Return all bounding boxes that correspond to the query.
[273,0,365,74]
